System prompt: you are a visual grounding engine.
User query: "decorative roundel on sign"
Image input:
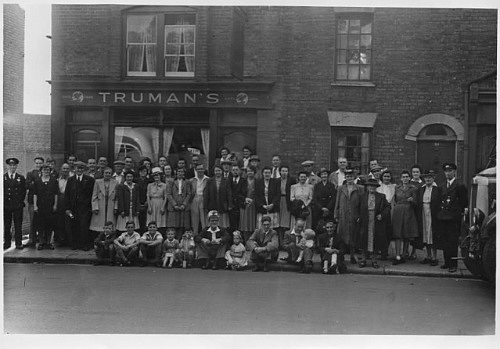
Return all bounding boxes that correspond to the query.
[72,91,84,103]
[235,92,249,105]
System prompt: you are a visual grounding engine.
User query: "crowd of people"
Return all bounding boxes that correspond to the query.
[3,145,468,273]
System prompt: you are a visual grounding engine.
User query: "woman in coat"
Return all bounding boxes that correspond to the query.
[416,169,442,266]
[116,171,141,232]
[334,169,363,264]
[358,179,391,268]
[392,170,418,264]
[203,164,232,228]
[90,167,118,233]
[255,167,281,229]
[166,167,192,238]
[240,166,257,243]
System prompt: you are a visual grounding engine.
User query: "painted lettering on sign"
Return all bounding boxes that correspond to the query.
[97,92,220,105]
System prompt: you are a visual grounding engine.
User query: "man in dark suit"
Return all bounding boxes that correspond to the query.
[229,164,247,233]
[438,163,468,273]
[312,168,337,233]
[64,161,95,250]
[4,158,27,249]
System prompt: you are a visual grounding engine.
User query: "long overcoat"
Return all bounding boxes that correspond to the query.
[358,191,391,251]
[89,179,118,231]
[334,184,364,246]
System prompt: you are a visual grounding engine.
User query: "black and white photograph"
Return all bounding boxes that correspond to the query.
[2,0,498,348]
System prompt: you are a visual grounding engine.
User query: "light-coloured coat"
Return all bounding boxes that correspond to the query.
[89,179,118,231]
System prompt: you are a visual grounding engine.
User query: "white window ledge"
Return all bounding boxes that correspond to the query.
[331,81,376,87]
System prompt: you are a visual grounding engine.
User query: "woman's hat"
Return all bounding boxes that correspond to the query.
[151,167,162,175]
[233,231,242,239]
[370,164,383,172]
[208,210,219,220]
[249,155,260,162]
[317,167,330,176]
[364,178,380,187]
[344,168,354,175]
[301,160,314,167]
[74,161,87,168]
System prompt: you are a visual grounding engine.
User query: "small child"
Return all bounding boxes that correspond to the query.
[162,228,180,268]
[178,230,195,268]
[225,231,248,270]
[296,229,315,263]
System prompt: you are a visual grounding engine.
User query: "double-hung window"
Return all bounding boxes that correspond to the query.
[126,10,196,78]
[335,15,373,81]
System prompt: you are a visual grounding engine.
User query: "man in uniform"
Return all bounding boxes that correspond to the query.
[4,158,27,249]
[438,163,468,273]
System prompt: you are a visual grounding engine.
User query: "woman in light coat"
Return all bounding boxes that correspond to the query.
[90,167,118,232]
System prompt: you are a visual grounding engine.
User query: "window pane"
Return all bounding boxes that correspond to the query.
[361,34,372,49]
[337,34,348,49]
[338,19,348,34]
[128,45,157,74]
[346,135,359,147]
[348,37,360,49]
[73,129,101,161]
[165,17,196,76]
[337,65,347,80]
[361,19,372,33]
[349,20,360,33]
[348,65,360,80]
[348,50,360,63]
[166,14,195,25]
[337,50,347,64]
[127,15,156,43]
[360,66,371,80]
[362,50,371,64]
[115,127,160,164]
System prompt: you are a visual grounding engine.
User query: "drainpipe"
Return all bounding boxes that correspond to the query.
[463,87,469,184]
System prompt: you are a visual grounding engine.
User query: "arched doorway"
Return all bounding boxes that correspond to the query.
[417,124,457,185]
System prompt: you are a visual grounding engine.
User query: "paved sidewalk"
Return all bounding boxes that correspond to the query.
[3,240,475,279]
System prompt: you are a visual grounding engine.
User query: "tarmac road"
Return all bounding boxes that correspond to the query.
[4,263,495,335]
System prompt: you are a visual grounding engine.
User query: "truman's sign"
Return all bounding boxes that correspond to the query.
[59,90,272,109]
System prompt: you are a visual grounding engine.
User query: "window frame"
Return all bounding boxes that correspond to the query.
[123,7,197,79]
[330,127,372,174]
[334,13,374,82]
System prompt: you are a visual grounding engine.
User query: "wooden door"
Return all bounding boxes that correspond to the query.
[417,141,456,185]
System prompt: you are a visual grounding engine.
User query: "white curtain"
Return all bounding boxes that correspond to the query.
[114,127,126,158]
[201,128,210,167]
[163,128,174,157]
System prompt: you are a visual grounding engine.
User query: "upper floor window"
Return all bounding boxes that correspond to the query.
[335,15,373,81]
[126,10,196,78]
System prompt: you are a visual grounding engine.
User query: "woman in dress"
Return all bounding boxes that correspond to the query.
[276,165,296,247]
[377,170,396,259]
[147,167,167,234]
[166,167,192,239]
[90,167,118,234]
[116,171,141,232]
[408,164,424,260]
[255,167,281,230]
[334,169,363,264]
[358,179,391,268]
[290,171,314,229]
[239,166,257,244]
[33,165,58,250]
[416,170,442,266]
[392,170,419,265]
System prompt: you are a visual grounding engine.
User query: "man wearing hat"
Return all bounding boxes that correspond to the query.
[437,163,468,273]
[112,160,125,185]
[24,156,44,248]
[64,161,95,250]
[301,160,320,186]
[247,215,279,272]
[220,159,232,180]
[4,158,27,249]
[248,155,262,180]
[368,164,383,183]
[312,168,337,232]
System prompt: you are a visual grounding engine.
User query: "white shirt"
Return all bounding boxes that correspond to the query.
[209,227,220,240]
[447,177,456,188]
[58,177,68,194]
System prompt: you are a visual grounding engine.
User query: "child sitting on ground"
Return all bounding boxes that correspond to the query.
[179,230,195,268]
[94,221,117,266]
[296,229,315,263]
[225,231,248,270]
[162,228,180,268]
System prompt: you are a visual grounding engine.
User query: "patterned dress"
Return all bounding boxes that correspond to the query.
[392,184,418,239]
[147,182,167,228]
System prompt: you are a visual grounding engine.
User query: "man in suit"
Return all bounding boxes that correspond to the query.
[229,164,247,232]
[247,215,279,272]
[312,168,337,233]
[112,160,125,185]
[4,158,27,249]
[270,154,281,179]
[94,156,108,179]
[237,145,252,172]
[24,156,44,248]
[185,154,202,179]
[438,163,468,273]
[85,158,97,178]
[55,163,71,246]
[64,161,95,250]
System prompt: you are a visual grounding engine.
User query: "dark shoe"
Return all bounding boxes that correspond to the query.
[408,254,417,261]
[440,264,449,269]
[93,261,104,266]
[328,264,338,274]
[15,245,24,250]
[430,259,439,266]
[359,261,367,268]
[37,244,44,250]
[23,242,35,248]
[338,263,347,274]
[252,265,260,272]
[448,267,457,273]
[155,262,162,268]
[46,244,55,250]
[350,256,357,264]
[109,261,115,266]
[4,244,11,250]
[82,247,89,252]
[263,262,269,272]
[420,258,431,264]
[372,261,379,269]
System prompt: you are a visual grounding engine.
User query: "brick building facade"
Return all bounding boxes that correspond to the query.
[50,6,497,183]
